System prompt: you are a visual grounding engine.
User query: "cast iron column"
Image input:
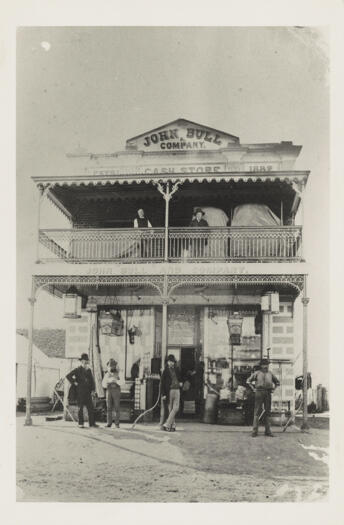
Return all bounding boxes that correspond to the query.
[164,182,170,261]
[160,277,169,427]
[154,180,183,262]
[24,283,37,426]
[35,184,46,263]
[301,275,310,431]
[161,274,169,367]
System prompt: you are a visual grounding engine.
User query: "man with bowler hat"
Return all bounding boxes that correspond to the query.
[161,354,183,432]
[247,358,280,437]
[66,353,99,428]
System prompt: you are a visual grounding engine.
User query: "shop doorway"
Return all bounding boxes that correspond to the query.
[180,346,196,376]
[180,346,199,417]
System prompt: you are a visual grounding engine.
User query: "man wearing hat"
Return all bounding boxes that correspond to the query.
[246,358,280,437]
[160,355,183,432]
[189,208,209,258]
[66,353,99,428]
[102,358,122,428]
[190,207,208,228]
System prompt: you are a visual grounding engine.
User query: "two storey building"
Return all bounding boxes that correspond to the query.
[24,119,310,427]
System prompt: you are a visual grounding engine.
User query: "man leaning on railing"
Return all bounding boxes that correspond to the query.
[133,208,152,258]
[189,207,209,258]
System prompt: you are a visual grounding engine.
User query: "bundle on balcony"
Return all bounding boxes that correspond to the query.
[231,204,284,259]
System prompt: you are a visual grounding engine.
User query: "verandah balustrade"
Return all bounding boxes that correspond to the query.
[39,226,302,263]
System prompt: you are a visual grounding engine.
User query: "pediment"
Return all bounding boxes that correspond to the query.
[126,118,239,152]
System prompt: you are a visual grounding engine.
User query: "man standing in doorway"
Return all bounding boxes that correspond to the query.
[66,353,99,428]
[161,355,183,432]
[247,358,280,437]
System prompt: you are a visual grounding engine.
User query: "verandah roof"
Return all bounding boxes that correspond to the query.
[38,176,304,228]
[33,169,308,187]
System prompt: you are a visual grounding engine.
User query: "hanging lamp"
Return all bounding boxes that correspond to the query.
[227,286,244,345]
[63,286,82,319]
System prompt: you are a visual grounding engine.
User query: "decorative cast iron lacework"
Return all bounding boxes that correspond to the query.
[32,275,165,295]
[32,273,305,298]
[167,274,305,295]
[39,226,302,263]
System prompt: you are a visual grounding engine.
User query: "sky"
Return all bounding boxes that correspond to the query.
[16,26,329,386]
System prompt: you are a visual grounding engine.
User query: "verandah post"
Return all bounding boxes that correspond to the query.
[35,184,45,263]
[301,274,310,431]
[24,281,37,426]
[164,182,170,261]
[159,275,169,426]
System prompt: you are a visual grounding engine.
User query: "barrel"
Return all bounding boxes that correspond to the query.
[203,393,218,424]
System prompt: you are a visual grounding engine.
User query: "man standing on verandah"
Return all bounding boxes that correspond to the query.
[189,207,209,258]
[133,208,152,258]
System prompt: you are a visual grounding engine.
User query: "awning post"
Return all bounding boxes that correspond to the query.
[161,275,169,369]
[24,284,37,426]
[301,275,310,431]
[35,184,47,263]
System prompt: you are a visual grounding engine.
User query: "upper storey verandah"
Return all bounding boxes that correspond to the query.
[31,119,309,264]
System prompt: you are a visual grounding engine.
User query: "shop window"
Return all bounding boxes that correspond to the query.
[206,308,261,402]
[125,308,154,380]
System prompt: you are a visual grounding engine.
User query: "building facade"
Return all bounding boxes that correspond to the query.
[25,119,310,426]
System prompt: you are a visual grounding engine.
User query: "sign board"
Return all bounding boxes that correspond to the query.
[93,162,280,176]
[126,119,239,152]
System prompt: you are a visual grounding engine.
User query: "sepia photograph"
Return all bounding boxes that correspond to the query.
[15,25,330,504]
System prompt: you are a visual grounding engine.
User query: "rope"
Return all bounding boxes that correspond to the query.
[130,380,162,430]
[282,393,303,432]
[52,385,77,423]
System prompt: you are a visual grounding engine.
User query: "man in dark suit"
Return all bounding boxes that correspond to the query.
[161,355,183,432]
[66,353,99,428]
[189,208,209,258]
[133,208,152,258]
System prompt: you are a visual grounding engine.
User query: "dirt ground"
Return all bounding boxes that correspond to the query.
[16,414,329,502]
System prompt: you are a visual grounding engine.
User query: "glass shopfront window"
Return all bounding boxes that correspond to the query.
[205,307,261,402]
